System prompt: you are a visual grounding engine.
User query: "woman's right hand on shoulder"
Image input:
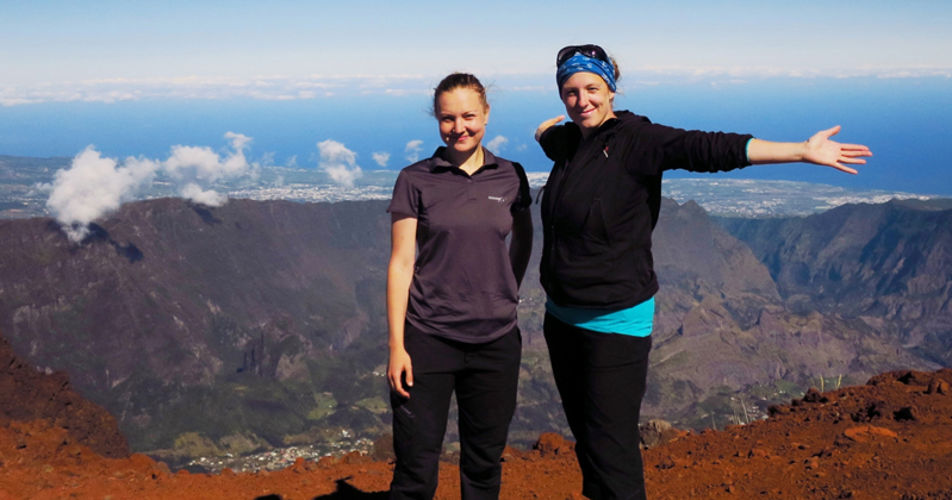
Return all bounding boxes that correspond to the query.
[535,115,565,142]
[388,347,413,399]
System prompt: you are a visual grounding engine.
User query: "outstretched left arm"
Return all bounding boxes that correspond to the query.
[747,125,872,174]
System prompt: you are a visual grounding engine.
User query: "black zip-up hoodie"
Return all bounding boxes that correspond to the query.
[539,110,753,310]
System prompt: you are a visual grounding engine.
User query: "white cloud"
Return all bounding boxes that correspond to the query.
[44,133,257,243]
[163,131,255,203]
[2,69,951,106]
[405,139,424,163]
[318,139,363,187]
[164,146,225,180]
[179,183,227,206]
[0,75,436,107]
[372,152,390,167]
[44,147,159,242]
[258,151,276,168]
[486,135,508,153]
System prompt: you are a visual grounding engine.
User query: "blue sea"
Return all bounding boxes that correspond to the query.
[1,76,950,195]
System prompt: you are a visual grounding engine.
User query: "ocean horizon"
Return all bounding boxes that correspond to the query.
[2,75,950,197]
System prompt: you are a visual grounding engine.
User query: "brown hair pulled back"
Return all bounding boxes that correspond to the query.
[433,73,489,116]
[609,56,621,83]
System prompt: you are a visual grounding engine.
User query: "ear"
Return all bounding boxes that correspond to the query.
[485,105,491,125]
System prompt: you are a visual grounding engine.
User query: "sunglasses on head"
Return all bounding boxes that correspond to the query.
[556,44,610,67]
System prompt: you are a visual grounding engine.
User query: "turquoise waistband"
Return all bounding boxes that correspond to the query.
[545,297,655,337]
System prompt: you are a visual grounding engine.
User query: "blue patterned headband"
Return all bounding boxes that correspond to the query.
[556,52,617,93]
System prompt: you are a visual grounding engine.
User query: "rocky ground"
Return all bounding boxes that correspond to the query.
[1,363,950,499]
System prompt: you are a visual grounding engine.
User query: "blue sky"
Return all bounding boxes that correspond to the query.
[3,1,950,96]
[2,1,951,195]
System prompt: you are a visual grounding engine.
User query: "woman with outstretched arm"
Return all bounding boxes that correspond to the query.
[535,44,871,500]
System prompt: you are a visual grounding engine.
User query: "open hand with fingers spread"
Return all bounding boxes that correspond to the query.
[803,125,873,174]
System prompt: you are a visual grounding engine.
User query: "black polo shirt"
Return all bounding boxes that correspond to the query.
[388,147,531,343]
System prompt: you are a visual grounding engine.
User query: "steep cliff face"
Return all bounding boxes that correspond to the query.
[641,199,936,425]
[719,199,952,366]
[5,198,390,366]
[653,198,780,336]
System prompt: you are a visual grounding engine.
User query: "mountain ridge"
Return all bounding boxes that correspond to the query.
[0,195,946,457]
[718,198,952,366]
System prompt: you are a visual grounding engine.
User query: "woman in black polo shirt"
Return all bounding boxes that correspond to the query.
[535,44,872,500]
[386,73,533,499]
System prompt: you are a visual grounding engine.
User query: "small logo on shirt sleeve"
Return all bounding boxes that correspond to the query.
[488,195,506,203]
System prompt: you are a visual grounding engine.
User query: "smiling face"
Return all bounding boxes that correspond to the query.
[559,71,616,137]
[435,87,489,161]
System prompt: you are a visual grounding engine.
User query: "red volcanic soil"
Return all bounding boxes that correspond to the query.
[0,336,129,460]
[2,328,951,499]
